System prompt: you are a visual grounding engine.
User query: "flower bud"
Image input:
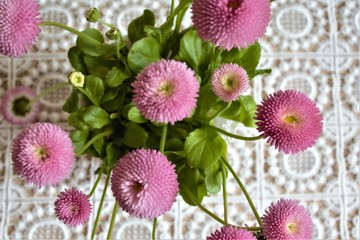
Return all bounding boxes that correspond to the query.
[85,7,101,22]
[68,71,85,88]
[106,28,121,40]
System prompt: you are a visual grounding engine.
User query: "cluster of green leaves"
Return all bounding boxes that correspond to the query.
[63,4,268,205]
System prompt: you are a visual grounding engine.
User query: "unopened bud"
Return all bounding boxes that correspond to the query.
[106,28,121,40]
[85,7,101,22]
[68,71,85,88]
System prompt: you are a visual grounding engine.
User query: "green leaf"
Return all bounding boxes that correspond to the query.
[127,36,162,73]
[220,95,257,127]
[165,138,184,151]
[184,128,225,169]
[70,129,90,153]
[83,55,111,78]
[68,107,89,130]
[204,161,226,193]
[76,28,116,56]
[68,46,87,73]
[62,89,80,113]
[194,84,219,121]
[84,75,105,106]
[105,65,131,87]
[106,143,122,168]
[93,133,105,156]
[122,122,148,148]
[83,106,111,129]
[101,88,119,104]
[128,9,156,43]
[122,104,146,123]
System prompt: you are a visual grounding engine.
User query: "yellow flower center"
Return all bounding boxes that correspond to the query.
[35,146,48,161]
[158,81,175,96]
[287,222,299,233]
[228,0,243,9]
[221,74,238,91]
[283,115,298,124]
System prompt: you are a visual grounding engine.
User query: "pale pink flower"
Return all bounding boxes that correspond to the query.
[0,0,42,57]
[192,0,271,50]
[262,199,313,240]
[255,89,323,154]
[54,188,92,227]
[0,86,40,125]
[211,63,249,102]
[207,225,256,240]
[111,149,179,219]
[132,59,199,125]
[11,122,75,187]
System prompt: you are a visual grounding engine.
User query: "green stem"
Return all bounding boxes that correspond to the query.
[75,130,113,156]
[212,101,231,119]
[183,187,227,226]
[221,158,262,226]
[91,172,111,240]
[196,121,263,141]
[159,124,168,153]
[242,226,262,232]
[98,19,118,30]
[152,218,157,240]
[88,166,104,198]
[106,202,119,240]
[28,82,69,106]
[170,0,175,15]
[221,163,228,225]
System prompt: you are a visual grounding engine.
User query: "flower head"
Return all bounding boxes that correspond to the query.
[192,0,271,50]
[132,59,199,125]
[0,86,41,125]
[262,199,313,240]
[54,188,92,227]
[68,71,85,88]
[255,89,323,154]
[211,63,249,102]
[0,0,42,57]
[207,225,256,240]
[11,122,75,187]
[111,149,179,219]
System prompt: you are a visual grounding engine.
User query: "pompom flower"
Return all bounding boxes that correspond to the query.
[211,63,249,102]
[207,225,256,240]
[54,188,92,227]
[192,0,271,50]
[0,0,42,57]
[262,199,313,240]
[111,149,179,219]
[132,59,199,125]
[11,122,75,187]
[255,89,323,154]
[0,86,41,125]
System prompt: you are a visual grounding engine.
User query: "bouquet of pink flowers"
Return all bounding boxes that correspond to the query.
[0,0,323,239]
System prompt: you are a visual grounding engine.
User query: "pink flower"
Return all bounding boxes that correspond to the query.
[207,225,256,240]
[54,188,92,227]
[11,122,75,187]
[211,63,249,102]
[192,0,271,50]
[262,199,313,240]
[255,89,323,154]
[0,0,42,57]
[132,59,199,125]
[0,86,41,125]
[111,149,179,219]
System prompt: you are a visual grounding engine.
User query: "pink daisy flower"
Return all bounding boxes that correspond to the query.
[211,63,249,102]
[255,89,323,154]
[132,59,199,125]
[192,0,271,50]
[54,188,92,227]
[111,149,179,219]
[11,122,75,187]
[262,199,313,240]
[0,0,42,57]
[207,226,256,240]
[0,86,41,125]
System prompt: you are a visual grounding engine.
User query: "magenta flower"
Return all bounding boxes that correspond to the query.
[207,225,256,240]
[111,149,179,219]
[132,59,199,125]
[11,122,75,187]
[192,0,271,50]
[211,63,249,102]
[0,86,41,125]
[262,199,313,240]
[0,0,42,57]
[255,89,323,154]
[54,188,92,227]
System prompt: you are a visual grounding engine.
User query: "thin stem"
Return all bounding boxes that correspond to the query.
[106,202,119,240]
[91,172,111,240]
[159,124,168,153]
[241,226,262,231]
[28,82,69,106]
[221,163,228,225]
[221,158,262,226]
[87,166,104,198]
[170,0,175,15]
[75,130,113,156]
[152,218,157,240]
[183,187,227,225]
[98,18,118,30]
[196,121,263,141]
[211,101,231,119]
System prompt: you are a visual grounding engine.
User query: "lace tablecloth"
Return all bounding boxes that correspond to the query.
[0,0,359,239]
